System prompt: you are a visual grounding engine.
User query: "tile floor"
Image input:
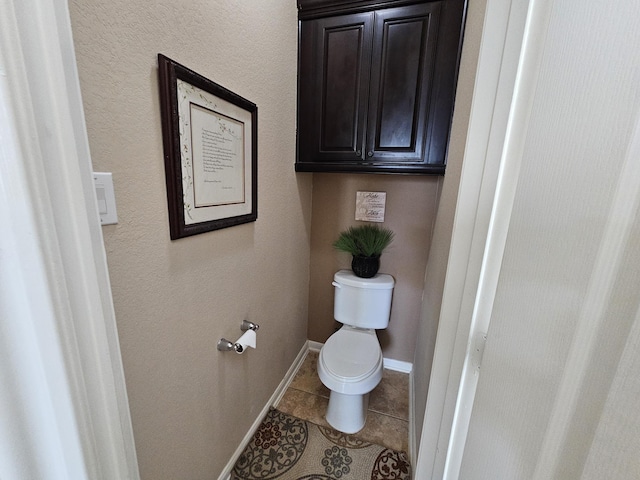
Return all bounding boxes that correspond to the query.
[275,350,410,453]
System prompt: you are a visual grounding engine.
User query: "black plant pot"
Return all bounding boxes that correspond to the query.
[351,255,380,278]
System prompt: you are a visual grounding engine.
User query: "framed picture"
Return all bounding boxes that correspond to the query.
[158,54,257,239]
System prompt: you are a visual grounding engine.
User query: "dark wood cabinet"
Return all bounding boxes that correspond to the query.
[296,0,466,174]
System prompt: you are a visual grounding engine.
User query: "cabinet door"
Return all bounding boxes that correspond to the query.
[366,3,441,165]
[298,13,374,163]
[296,0,465,174]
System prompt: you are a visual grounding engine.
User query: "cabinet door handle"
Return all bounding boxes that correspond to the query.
[367,151,374,157]
[356,150,362,156]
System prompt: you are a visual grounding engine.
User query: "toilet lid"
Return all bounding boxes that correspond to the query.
[322,328,382,381]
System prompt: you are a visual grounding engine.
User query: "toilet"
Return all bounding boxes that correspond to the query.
[317,269,395,434]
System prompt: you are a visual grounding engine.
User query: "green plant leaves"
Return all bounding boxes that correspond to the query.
[332,224,394,257]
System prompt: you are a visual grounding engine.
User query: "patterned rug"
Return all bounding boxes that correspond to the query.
[232,408,411,480]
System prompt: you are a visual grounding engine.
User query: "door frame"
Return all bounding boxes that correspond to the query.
[413,0,548,477]
[0,0,139,478]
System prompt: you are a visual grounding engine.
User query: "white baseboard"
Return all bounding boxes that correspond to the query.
[383,358,413,373]
[409,369,416,464]
[271,343,311,407]
[217,341,310,480]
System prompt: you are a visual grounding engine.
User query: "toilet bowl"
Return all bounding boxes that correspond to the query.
[318,326,384,433]
[317,270,395,434]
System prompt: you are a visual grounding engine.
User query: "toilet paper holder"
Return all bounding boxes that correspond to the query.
[217,338,246,353]
[241,320,259,332]
[217,320,259,353]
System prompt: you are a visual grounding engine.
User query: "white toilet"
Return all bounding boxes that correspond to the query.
[317,269,395,434]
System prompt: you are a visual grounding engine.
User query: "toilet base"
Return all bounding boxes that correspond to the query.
[325,391,370,434]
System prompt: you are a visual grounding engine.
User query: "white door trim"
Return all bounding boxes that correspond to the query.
[413,0,540,477]
[442,0,554,477]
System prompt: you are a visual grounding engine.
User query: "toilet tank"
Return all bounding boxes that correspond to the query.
[333,270,395,329]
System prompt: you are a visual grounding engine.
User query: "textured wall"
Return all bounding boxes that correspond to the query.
[307,174,439,363]
[68,1,311,478]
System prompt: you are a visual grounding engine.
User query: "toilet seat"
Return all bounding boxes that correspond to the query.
[322,327,381,380]
[318,326,383,395]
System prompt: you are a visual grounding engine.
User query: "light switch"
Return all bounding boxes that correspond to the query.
[93,172,118,225]
[96,185,108,214]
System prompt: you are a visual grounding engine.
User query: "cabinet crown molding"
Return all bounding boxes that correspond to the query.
[298,0,431,19]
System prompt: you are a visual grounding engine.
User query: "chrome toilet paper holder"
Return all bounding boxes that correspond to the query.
[217,338,244,353]
[217,320,259,353]
[241,320,259,332]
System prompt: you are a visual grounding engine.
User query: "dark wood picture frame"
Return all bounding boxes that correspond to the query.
[158,54,257,239]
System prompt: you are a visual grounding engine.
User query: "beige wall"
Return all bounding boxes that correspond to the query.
[69,1,311,479]
[307,174,440,362]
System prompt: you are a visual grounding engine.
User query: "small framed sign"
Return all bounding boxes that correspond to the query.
[355,191,386,222]
[158,54,257,239]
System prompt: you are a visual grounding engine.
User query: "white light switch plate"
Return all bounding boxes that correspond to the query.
[93,172,118,225]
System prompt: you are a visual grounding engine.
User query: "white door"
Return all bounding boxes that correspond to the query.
[446,0,640,478]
